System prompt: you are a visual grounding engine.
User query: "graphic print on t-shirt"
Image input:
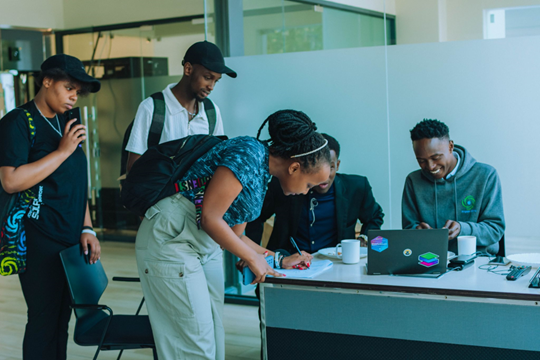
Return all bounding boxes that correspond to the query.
[27,186,43,220]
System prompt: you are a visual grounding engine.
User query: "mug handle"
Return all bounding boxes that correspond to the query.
[335,244,342,259]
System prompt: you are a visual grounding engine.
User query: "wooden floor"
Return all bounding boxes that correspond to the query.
[1,236,538,360]
[0,241,261,360]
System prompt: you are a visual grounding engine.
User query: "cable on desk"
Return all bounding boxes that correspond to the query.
[478,264,512,276]
[472,251,491,258]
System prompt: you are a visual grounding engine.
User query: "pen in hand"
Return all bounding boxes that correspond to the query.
[290,236,309,269]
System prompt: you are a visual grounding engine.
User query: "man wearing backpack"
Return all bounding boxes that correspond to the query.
[124,41,236,173]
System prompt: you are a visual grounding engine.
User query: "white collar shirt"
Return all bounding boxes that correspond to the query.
[125,83,224,155]
[445,151,461,180]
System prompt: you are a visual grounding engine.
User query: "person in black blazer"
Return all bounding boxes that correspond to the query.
[246,133,384,259]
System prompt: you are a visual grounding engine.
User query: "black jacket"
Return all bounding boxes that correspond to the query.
[246,173,384,253]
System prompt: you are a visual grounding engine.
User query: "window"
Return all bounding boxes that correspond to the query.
[485,6,540,39]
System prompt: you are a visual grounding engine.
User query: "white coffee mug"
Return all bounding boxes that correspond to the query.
[457,236,476,255]
[335,239,360,264]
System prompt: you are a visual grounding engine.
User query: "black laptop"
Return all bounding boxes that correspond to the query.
[366,229,449,275]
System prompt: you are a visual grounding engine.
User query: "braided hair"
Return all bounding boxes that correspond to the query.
[257,110,330,172]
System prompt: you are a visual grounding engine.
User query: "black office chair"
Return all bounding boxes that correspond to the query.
[59,244,157,360]
[490,234,506,263]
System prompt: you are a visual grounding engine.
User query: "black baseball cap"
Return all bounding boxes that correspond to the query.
[183,41,237,78]
[41,54,101,93]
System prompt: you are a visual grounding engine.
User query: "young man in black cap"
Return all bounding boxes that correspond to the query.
[246,133,384,256]
[125,41,237,172]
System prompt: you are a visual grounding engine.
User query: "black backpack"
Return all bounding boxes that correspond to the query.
[120,134,227,217]
[119,92,217,183]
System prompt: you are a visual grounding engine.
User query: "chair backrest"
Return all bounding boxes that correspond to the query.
[497,234,506,257]
[59,244,109,320]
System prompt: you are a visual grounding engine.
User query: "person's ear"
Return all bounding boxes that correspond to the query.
[288,161,301,175]
[184,62,193,77]
[336,159,341,172]
[43,77,52,89]
[448,140,454,153]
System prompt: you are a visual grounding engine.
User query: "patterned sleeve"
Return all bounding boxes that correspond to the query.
[217,137,266,189]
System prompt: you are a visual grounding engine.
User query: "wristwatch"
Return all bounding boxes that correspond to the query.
[358,234,368,243]
[274,251,281,269]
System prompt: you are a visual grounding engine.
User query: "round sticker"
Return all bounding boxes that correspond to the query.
[403,249,412,257]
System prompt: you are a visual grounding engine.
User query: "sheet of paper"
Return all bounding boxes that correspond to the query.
[269,259,333,279]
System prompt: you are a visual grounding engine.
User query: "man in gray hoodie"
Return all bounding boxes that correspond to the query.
[402,119,505,255]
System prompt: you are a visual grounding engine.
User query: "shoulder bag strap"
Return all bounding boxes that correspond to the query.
[147,92,166,148]
[202,98,216,135]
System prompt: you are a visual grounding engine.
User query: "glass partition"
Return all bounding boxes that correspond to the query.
[58,0,392,301]
[61,15,215,237]
[243,0,395,55]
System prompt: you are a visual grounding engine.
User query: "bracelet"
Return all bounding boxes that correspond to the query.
[82,229,97,237]
[358,234,368,242]
[82,226,93,231]
[274,252,281,269]
[278,254,284,269]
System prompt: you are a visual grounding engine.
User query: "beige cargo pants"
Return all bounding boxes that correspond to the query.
[135,193,225,360]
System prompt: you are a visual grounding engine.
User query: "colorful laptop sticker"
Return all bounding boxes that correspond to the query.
[418,252,439,267]
[371,236,388,253]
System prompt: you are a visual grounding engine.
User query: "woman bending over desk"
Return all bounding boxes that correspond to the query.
[135,109,330,359]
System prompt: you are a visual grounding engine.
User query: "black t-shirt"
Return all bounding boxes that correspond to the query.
[0,101,88,246]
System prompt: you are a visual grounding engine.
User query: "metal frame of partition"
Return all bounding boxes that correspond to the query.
[54,14,206,54]
[295,0,396,19]
[289,0,396,45]
[55,1,397,57]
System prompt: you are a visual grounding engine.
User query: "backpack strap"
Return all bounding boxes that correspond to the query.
[203,98,216,135]
[147,92,166,148]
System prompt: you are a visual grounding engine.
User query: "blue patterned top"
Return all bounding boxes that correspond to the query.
[178,136,271,227]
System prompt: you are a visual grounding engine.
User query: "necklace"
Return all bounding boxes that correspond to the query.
[187,103,198,120]
[34,102,62,137]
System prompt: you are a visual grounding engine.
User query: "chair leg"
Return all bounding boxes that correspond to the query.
[116,298,144,360]
[152,347,158,360]
[93,347,101,360]
[135,297,145,316]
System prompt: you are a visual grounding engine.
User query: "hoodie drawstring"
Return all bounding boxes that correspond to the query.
[454,178,458,222]
[434,177,458,228]
[434,182,438,228]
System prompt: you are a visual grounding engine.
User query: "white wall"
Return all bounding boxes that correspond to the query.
[395,0,540,44]
[0,0,64,29]
[446,0,540,42]
[395,0,445,44]
[211,35,540,240]
[62,0,208,29]
[329,0,396,14]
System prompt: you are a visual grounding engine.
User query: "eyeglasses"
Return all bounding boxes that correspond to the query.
[310,198,318,227]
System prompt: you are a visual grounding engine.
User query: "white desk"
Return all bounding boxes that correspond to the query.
[260,255,540,359]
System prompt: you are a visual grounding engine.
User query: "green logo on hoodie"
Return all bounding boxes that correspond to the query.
[462,196,476,211]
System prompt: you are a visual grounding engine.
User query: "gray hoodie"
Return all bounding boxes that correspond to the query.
[402,145,505,254]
